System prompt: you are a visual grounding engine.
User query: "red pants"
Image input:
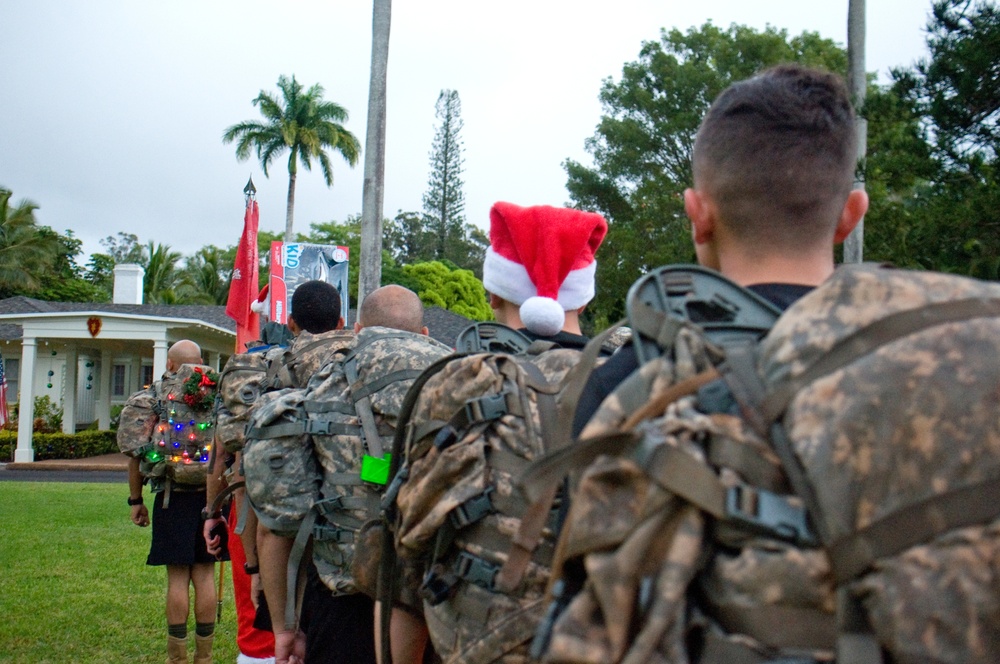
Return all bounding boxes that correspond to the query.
[228,495,275,660]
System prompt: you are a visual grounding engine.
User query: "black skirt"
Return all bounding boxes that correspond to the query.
[146,488,230,566]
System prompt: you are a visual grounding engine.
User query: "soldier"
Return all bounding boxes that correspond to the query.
[573,64,868,436]
[484,202,607,349]
[260,285,440,664]
[127,339,222,664]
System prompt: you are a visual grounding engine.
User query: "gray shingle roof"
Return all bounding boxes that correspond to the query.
[0,297,474,346]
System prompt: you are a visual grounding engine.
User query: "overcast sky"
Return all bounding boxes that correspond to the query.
[1,0,932,262]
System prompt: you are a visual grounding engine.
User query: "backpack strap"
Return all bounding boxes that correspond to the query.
[760,297,1000,425]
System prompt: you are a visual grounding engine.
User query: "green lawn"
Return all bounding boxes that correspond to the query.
[0,482,240,663]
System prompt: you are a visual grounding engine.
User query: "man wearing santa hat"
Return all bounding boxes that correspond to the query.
[482,201,608,347]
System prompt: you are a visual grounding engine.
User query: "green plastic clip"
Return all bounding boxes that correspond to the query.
[360,453,392,485]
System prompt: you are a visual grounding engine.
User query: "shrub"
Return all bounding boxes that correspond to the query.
[0,430,117,462]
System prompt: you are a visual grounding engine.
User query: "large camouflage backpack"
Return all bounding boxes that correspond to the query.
[524,263,1000,664]
[242,327,451,624]
[387,323,611,664]
[214,329,355,455]
[118,363,220,489]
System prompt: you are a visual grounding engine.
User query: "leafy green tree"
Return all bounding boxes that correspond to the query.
[35,229,110,303]
[178,246,232,305]
[863,0,1000,278]
[0,187,64,298]
[402,260,492,320]
[565,23,848,325]
[223,75,362,242]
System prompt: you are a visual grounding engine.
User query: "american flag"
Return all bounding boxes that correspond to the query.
[0,351,9,427]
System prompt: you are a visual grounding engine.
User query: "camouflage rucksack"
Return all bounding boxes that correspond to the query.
[240,330,358,534]
[387,323,610,664]
[525,264,1000,664]
[214,329,355,455]
[242,328,451,620]
[118,363,220,488]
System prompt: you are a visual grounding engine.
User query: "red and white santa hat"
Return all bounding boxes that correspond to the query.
[483,202,608,336]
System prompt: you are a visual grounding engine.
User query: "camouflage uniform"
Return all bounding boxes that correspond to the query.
[534,265,1000,664]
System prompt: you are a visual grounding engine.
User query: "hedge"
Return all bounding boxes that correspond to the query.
[0,430,118,463]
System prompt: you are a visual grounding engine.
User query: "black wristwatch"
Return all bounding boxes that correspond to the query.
[127,496,144,506]
[244,562,260,575]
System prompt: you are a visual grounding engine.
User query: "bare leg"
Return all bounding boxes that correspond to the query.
[166,564,192,625]
[191,562,217,623]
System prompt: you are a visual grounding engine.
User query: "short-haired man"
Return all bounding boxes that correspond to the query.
[573,64,868,436]
[261,285,432,664]
[288,279,344,335]
[483,201,607,348]
[128,340,223,664]
[354,284,428,335]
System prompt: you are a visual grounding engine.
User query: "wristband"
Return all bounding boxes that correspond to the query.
[127,496,144,506]
[201,507,222,521]
[244,562,260,575]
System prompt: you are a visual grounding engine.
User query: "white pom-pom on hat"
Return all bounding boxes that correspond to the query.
[483,202,608,337]
[519,296,566,337]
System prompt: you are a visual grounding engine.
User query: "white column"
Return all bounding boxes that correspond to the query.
[206,350,219,371]
[15,337,38,463]
[153,339,168,380]
[130,354,142,393]
[62,346,78,434]
[98,349,112,430]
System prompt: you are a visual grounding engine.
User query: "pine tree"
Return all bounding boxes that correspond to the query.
[423,90,467,261]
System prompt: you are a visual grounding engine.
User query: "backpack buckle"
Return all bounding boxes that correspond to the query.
[464,392,509,423]
[420,563,458,605]
[449,487,495,529]
[725,484,817,547]
[455,551,499,591]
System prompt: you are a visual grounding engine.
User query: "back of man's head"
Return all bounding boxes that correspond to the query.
[357,285,427,335]
[693,64,857,251]
[167,340,202,371]
[289,280,342,334]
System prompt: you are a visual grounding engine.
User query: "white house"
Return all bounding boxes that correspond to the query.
[0,265,236,462]
[0,265,475,463]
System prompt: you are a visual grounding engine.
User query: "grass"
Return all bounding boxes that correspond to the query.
[0,482,240,663]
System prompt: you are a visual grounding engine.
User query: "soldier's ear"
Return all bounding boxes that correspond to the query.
[685,188,715,245]
[833,189,869,243]
[354,321,362,333]
[421,326,429,336]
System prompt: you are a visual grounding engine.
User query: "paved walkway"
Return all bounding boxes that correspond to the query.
[5,452,129,472]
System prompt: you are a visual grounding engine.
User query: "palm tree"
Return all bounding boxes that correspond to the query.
[0,187,61,297]
[142,241,182,304]
[223,75,361,242]
[178,246,231,305]
[845,0,867,262]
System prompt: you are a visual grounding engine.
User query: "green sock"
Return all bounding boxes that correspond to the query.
[195,622,214,637]
[167,623,187,639]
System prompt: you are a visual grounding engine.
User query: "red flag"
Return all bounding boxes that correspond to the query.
[226,199,260,352]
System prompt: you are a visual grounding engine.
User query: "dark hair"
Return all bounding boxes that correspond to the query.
[289,280,342,333]
[693,64,857,249]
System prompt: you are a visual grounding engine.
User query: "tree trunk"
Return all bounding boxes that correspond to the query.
[359,0,392,307]
[285,149,298,243]
[844,0,867,263]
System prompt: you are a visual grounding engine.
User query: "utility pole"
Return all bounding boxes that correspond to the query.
[844,0,867,263]
[359,0,392,306]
